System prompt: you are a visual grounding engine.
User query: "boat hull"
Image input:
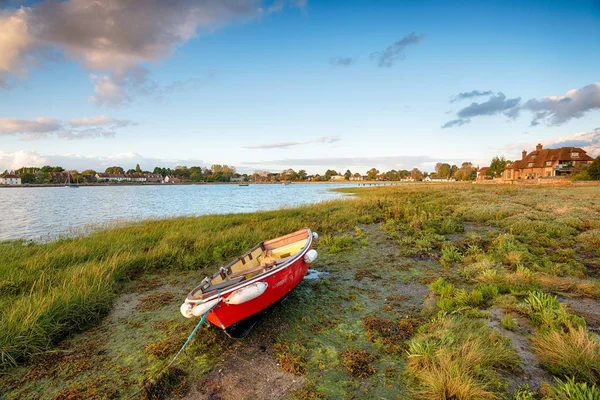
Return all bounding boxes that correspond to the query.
[206,254,310,328]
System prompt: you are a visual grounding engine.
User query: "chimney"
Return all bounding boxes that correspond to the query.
[536,143,543,151]
[522,150,527,160]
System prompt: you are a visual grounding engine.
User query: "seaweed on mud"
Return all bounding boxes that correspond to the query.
[273,342,308,375]
[142,366,188,400]
[136,292,176,311]
[361,316,417,353]
[340,348,377,378]
[354,268,380,281]
[52,377,119,400]
[145,336,183,359]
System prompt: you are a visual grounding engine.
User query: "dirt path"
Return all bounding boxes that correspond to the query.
[185,340,303,400]
[487,306,553,392]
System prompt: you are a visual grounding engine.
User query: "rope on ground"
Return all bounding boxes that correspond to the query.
[167,290,221,369]
[125,291,221,399]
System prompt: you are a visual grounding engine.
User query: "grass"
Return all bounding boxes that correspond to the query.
[0,200,379,368]
[547,376,600,399]
[533,327,600,384]
[2,183,600,398]
[501,314,518,331]
[407,316,520,399]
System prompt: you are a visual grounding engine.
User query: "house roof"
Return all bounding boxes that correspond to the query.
[97,173,126,178]
[509,146,593,170]
[1,174,19,178]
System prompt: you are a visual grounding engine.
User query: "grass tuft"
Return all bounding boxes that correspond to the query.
[533,327,600,384]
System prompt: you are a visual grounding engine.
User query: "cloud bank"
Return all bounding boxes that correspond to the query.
[443,83,600,128]
[524,83,600,126]
[0,0,301,105]
[0,150,207,172]
[0,115,133,140]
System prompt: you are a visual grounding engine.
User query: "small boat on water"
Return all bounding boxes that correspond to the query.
[238,183,250,186]
[181,228,318,337]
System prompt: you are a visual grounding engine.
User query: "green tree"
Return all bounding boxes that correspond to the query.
[411,168,423,181]
[126,169,136,175]
[135,164,142,173]
[281,169,297,181]
[435,162,452,178]
[20,173,36,184]
[297,170,307,181]
[588,156,600,180]
[454,162,477,181]
[105,166,124,174]
[366,168,379,181]
[344,169,352,180]
[324,169,338,181]
[487,156,507,178]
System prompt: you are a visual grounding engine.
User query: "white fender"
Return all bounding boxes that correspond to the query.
[312,232,319,240]
[180,302,193,318]
[191,298,220,317]
[304,249,318,263]
[225,282,268,305]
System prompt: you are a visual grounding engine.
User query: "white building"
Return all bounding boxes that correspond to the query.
[95,173,129,182]
[0,174,21,185]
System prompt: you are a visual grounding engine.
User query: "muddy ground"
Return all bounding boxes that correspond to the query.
[3,222,600,399]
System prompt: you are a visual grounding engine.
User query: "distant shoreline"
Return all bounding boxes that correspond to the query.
[0,181,408,188]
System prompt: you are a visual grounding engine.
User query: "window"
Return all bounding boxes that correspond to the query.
[528,162,533,167]
[546,161,552,166]
[572,152,579,157]
[531,155,536,159]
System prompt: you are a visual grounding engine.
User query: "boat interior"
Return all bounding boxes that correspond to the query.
[190,229,310,298]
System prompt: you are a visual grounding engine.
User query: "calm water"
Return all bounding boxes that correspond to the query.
[0,184,350,241]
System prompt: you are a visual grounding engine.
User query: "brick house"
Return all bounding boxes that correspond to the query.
[503,143,593,181]
[476,167,489,181]
[49,172,71,183]
[164,175,182,183]
[145,173,164,183]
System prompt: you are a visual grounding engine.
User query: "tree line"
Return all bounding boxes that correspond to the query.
[5,161,486,184]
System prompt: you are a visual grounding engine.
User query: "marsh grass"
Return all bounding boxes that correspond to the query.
[4,183,600,398]
[533,327,600,384]
[547,376,600,399]
[0,199,380,368]
[407,316,519,399]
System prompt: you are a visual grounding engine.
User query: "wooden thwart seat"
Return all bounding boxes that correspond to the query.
[229,265,265,279]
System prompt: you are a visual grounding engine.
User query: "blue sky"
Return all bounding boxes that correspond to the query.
[1,0,599,173]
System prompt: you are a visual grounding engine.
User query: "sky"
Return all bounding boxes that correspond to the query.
[0,0,599,174]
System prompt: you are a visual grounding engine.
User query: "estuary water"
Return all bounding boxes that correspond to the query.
[0,183,350,241]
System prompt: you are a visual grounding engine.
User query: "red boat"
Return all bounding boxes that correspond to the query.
[180,228,318,337]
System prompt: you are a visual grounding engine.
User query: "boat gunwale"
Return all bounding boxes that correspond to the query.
[186,228,313,302]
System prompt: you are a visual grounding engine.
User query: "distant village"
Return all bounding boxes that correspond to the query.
[1,144,598,186]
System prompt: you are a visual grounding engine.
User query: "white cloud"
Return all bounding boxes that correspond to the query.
[0,117,61,134]
[68,115,132,128]
[502,127,600,159]
[0,150,48,171]
[0,0,304,103]
[0,150,207,172]
[0,115,132,139]
[542,128,600,157]
[244,136,341,149]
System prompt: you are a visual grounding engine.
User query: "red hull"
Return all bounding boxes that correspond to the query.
[206,255,311,328]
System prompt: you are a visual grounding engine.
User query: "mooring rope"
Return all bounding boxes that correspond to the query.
[126,291,221,399]
[167,290,221,368]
